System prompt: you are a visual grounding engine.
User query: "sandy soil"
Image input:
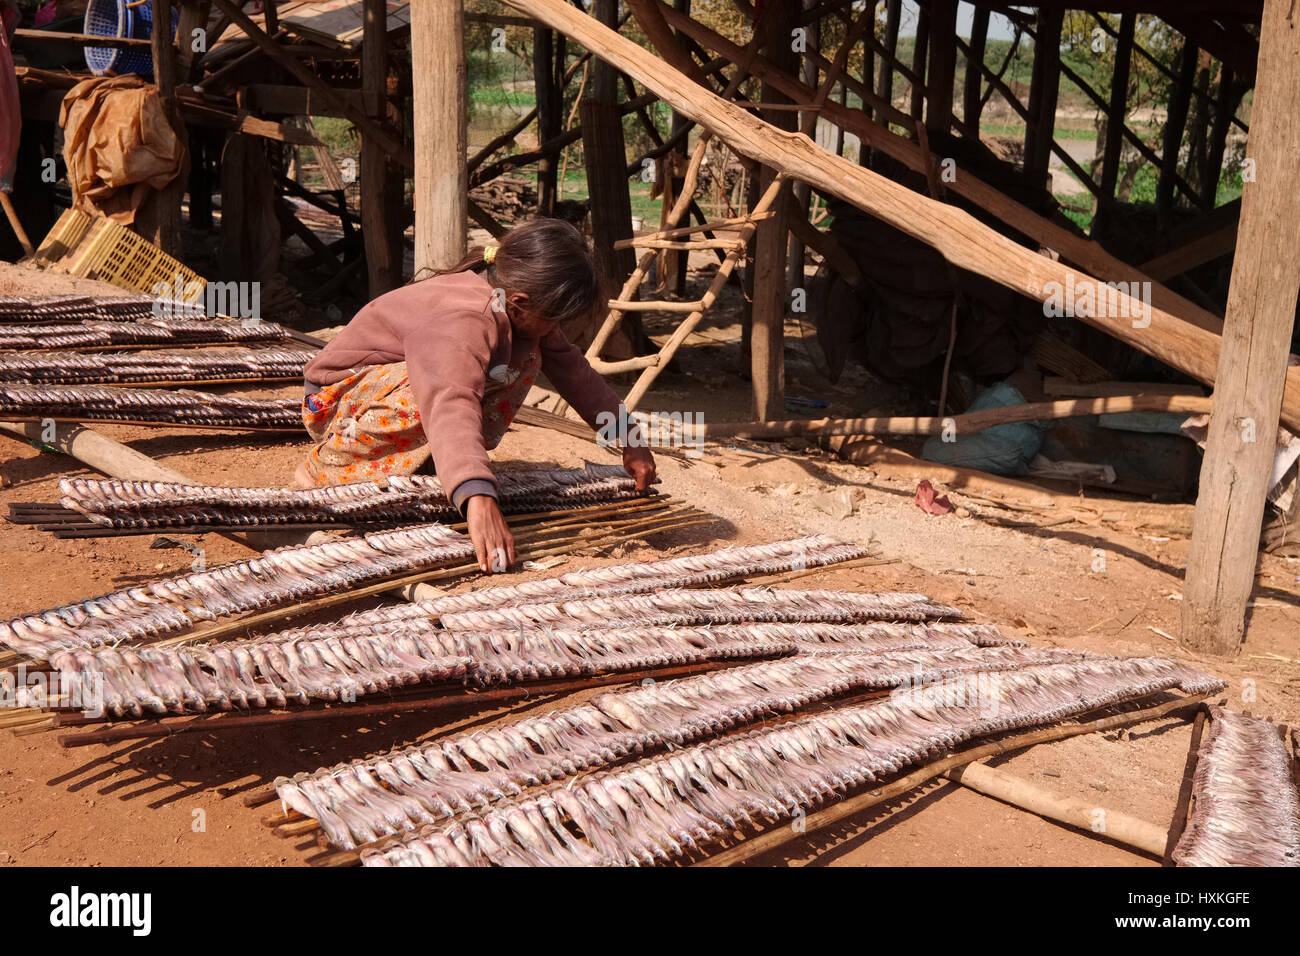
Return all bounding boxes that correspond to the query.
[0,265,1296,868]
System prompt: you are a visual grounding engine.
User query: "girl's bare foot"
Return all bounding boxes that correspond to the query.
[291,461,316,489]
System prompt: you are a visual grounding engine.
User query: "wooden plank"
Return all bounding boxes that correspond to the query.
[504,0,1300,434]
[1181,0,1300,656]
[1139,222,1238,282]
[410,0,466,274]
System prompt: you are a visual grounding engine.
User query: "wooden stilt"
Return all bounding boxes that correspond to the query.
[1024,6,1062,191]
[361,0,403,294]
[1181,0,1300,657]
[909,2,929,123]
[963,6,989,130]
[925,0,957,135]
[533,26,560,215]
[1098,13,1135,208]
[411,0,467,274]
[1158,40,1200,227]
[582,0,637,291]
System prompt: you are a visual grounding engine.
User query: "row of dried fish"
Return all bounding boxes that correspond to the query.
[0,294,198,324]
[0,384,301,429]
[0,317,287,349]
[1172,706,1300,867]
[47,619,1004,718]
[359,657,1224,865]
[401,534,873,616]
[0,524,474,661]
[55,463,651,529]
[0,348,313,385]
[279,646,1090,850]
[47,619,796,717]
[435,586,965,631]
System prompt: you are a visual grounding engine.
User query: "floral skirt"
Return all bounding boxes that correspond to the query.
[299,355,540,487]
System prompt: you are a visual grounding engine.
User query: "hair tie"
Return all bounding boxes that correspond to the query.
[483,245,499,265]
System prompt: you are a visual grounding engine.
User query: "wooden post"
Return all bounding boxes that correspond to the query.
[787,0,818,291]
[362,0,403,294]
[1098,13,1135,203]
[1024,6,1062,190]
[411,0,467,275]
[752,0,796,421]
[1201,65,1241,211]
[1157,40,1199,227]
[148,0,182,256]
[877,0,901,110]
[909,2,929,123]
[925,0,957,135]
[963,6,989,129]
[534,26,560,214]
[1181,0,1300,657]
[582,0,636,291]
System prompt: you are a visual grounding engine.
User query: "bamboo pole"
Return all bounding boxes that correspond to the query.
[944,761,1168,858]
[698,394,1213,441]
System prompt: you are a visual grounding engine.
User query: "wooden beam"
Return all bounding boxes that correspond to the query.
[410,0,466,274]
[503,0,1300,435]
[1181,0,1300,656]
[1139,222,1238,282]
[626,0,709,85]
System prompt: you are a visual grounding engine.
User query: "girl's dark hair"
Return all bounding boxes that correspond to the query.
[427,219,605,331]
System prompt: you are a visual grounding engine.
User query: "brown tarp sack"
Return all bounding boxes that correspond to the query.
[59,75,186,224]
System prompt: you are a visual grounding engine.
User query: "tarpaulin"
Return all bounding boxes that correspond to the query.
[0,3,20,192]
[58,75,185,223]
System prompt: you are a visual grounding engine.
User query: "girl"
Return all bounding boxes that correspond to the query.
[297,219,657,573]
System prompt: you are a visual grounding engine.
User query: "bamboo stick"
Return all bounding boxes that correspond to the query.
[699,395,1213,440]
[943,761,1168,857]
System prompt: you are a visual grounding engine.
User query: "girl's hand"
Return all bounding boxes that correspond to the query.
[465,495,515,573]
[623,445,658,491]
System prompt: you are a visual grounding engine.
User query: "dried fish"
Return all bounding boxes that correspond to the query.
[0,524,474,660]
[0,383,301,429]
[1172,706,1300,867]
[0,348,313,386]
[358,656,1223,864]
[55,462,655,529]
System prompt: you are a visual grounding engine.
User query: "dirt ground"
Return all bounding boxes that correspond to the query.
[1,263,1297,868]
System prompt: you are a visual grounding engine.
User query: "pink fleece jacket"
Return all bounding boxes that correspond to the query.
[303,270,624,505]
